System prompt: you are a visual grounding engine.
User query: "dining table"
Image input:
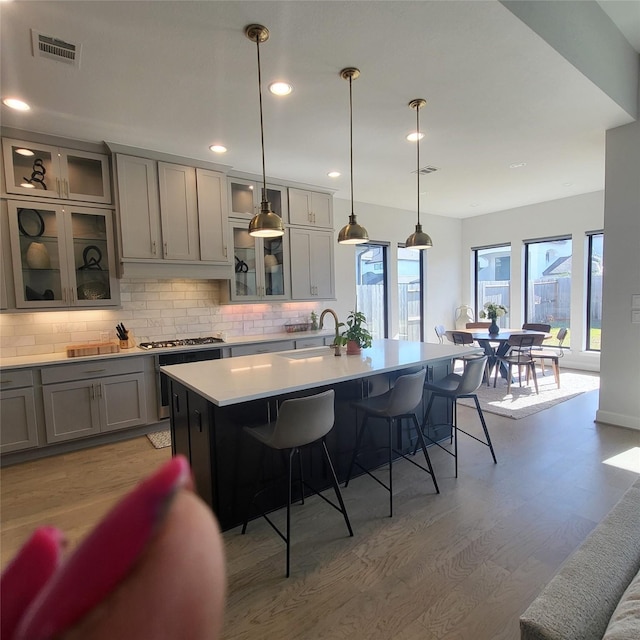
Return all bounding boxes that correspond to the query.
[461,328,550,381]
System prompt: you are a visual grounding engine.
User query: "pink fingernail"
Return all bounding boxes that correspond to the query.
[14,455,192,640]
[1,527,65,640]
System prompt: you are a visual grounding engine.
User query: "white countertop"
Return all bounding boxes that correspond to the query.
[161,339,480,407]
[0,331,334,370]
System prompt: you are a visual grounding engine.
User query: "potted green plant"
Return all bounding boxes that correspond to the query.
[479,302,508,334]
[339,310,373,355]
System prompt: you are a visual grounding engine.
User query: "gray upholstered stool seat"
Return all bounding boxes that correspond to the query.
[345,368,439,517]
[241,389,353,577]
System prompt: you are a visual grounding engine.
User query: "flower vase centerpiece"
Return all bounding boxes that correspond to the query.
[337,310,373,355]
[480,302,508,335]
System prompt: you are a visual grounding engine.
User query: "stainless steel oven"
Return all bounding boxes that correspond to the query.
[154,345,223,419]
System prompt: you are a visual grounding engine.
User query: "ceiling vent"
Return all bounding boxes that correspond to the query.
[31,30,81,67]
[414,165,439,175]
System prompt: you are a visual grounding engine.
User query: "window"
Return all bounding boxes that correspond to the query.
[586,232,603,351]
[355,244,388,339]
[525,236,572,339]
[397,246,423,341]
[474,245,511,328]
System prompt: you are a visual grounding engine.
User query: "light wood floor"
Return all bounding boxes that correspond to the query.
[2,389,639,639]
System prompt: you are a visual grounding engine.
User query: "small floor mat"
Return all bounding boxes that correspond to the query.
[146,430,172,449]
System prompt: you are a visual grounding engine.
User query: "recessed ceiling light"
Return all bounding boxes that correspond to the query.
[509,162,527,169]
[209,144,227,153]
[3,98,30,111]
[269,82,292,96]
[15,148,35,156]
[563,182,573,187]
[327,171,341,178]
[470,203,480,207]
[406,132,424,142]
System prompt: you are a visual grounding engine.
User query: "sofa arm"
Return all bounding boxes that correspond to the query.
[520,480,640,640]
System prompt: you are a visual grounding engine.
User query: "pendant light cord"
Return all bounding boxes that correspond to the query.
[349,74,355,215]
[256,38,267,200]
[416,103,421,226]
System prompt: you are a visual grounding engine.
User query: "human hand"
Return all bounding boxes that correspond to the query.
[1,456,226,640]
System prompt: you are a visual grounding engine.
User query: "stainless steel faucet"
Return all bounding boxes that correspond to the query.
[319,308,341,345]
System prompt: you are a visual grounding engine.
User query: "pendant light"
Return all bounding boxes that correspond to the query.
[337,67,369,245]
[245,24,284,238]
[405,98,433,249]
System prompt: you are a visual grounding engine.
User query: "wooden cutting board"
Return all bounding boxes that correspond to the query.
[66,342,120,357]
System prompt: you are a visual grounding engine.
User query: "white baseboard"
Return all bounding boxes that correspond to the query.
[595,410,640,430]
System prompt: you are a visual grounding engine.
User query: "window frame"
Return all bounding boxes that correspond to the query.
[473,243,511,324]
[355,242,389,339]
[586,231,604,352]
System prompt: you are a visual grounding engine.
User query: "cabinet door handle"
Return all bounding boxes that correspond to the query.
[90,384,95,400]
[56,178,61,197]
[164,242,168,257]
[223,245,227,257]
[152,240,157,255]
[194,409,202,433]
[64,179,69,198]
[84,368,106,374]
[173,393,180,413]
[0,379,12,385]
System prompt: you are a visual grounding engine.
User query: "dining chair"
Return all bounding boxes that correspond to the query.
[434,324,446,344]
[345,368,439,517]
[415,356,496,478]
[445,330,491,385]
[493,333,545,394]
[465,322,491,329]
[533,327,568,388]
[241,389,353,577]
[522,322,551,333]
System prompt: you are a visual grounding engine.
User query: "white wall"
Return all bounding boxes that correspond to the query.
[332,198,462,342]
[460,191,605,371]
[597,117,640,430]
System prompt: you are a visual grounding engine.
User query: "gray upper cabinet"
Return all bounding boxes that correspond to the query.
[196,168,229,264]
[114,154,230,268]
[228,177,288,223]
[7,200,119,308]
[158,162,200,261]
[3,138,111,205]
[116,154,161,260]
[289,228,335,300]
[288,188,333,228]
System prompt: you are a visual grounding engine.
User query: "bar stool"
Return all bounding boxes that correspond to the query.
[344,368,439,517]
[241,389,353,577]
[416,356,497,478]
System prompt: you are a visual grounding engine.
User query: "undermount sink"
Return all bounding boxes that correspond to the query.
[279,347,334,360]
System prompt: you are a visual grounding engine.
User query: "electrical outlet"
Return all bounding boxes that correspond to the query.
[100,331,110,342]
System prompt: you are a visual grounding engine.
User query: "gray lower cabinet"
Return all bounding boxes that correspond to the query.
[42,359,147,443]
[229,340,295,357]
[0,369,39,453]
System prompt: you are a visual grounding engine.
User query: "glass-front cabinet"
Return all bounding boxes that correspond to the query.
[7,201,119,308]
[2,139,111,204]
[230,221,288,301]
[228,177,288,223]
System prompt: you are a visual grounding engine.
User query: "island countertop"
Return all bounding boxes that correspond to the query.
[161,339,480,407]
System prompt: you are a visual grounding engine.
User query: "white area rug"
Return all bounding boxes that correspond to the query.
[146,430,171,449]
[458,369,600,419]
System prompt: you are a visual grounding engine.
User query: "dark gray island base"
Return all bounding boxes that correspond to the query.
[163,340,477,531]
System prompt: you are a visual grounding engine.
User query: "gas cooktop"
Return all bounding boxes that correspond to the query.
[138,336,224,350]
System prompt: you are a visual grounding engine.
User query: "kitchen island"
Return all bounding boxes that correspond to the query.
[161,339,479,530]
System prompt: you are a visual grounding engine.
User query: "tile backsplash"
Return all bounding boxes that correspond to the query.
[0,279,323,359]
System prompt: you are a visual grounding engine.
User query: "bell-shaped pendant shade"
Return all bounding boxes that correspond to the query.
[249,199,285,237]
[405,222,433,249]
[338,213,369,244]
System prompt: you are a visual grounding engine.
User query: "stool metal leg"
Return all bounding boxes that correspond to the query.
[411,414,440,494]
[453,399,458,478]
[322,439,354,537]
[473,395,497,463]
[286,448,294,578]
